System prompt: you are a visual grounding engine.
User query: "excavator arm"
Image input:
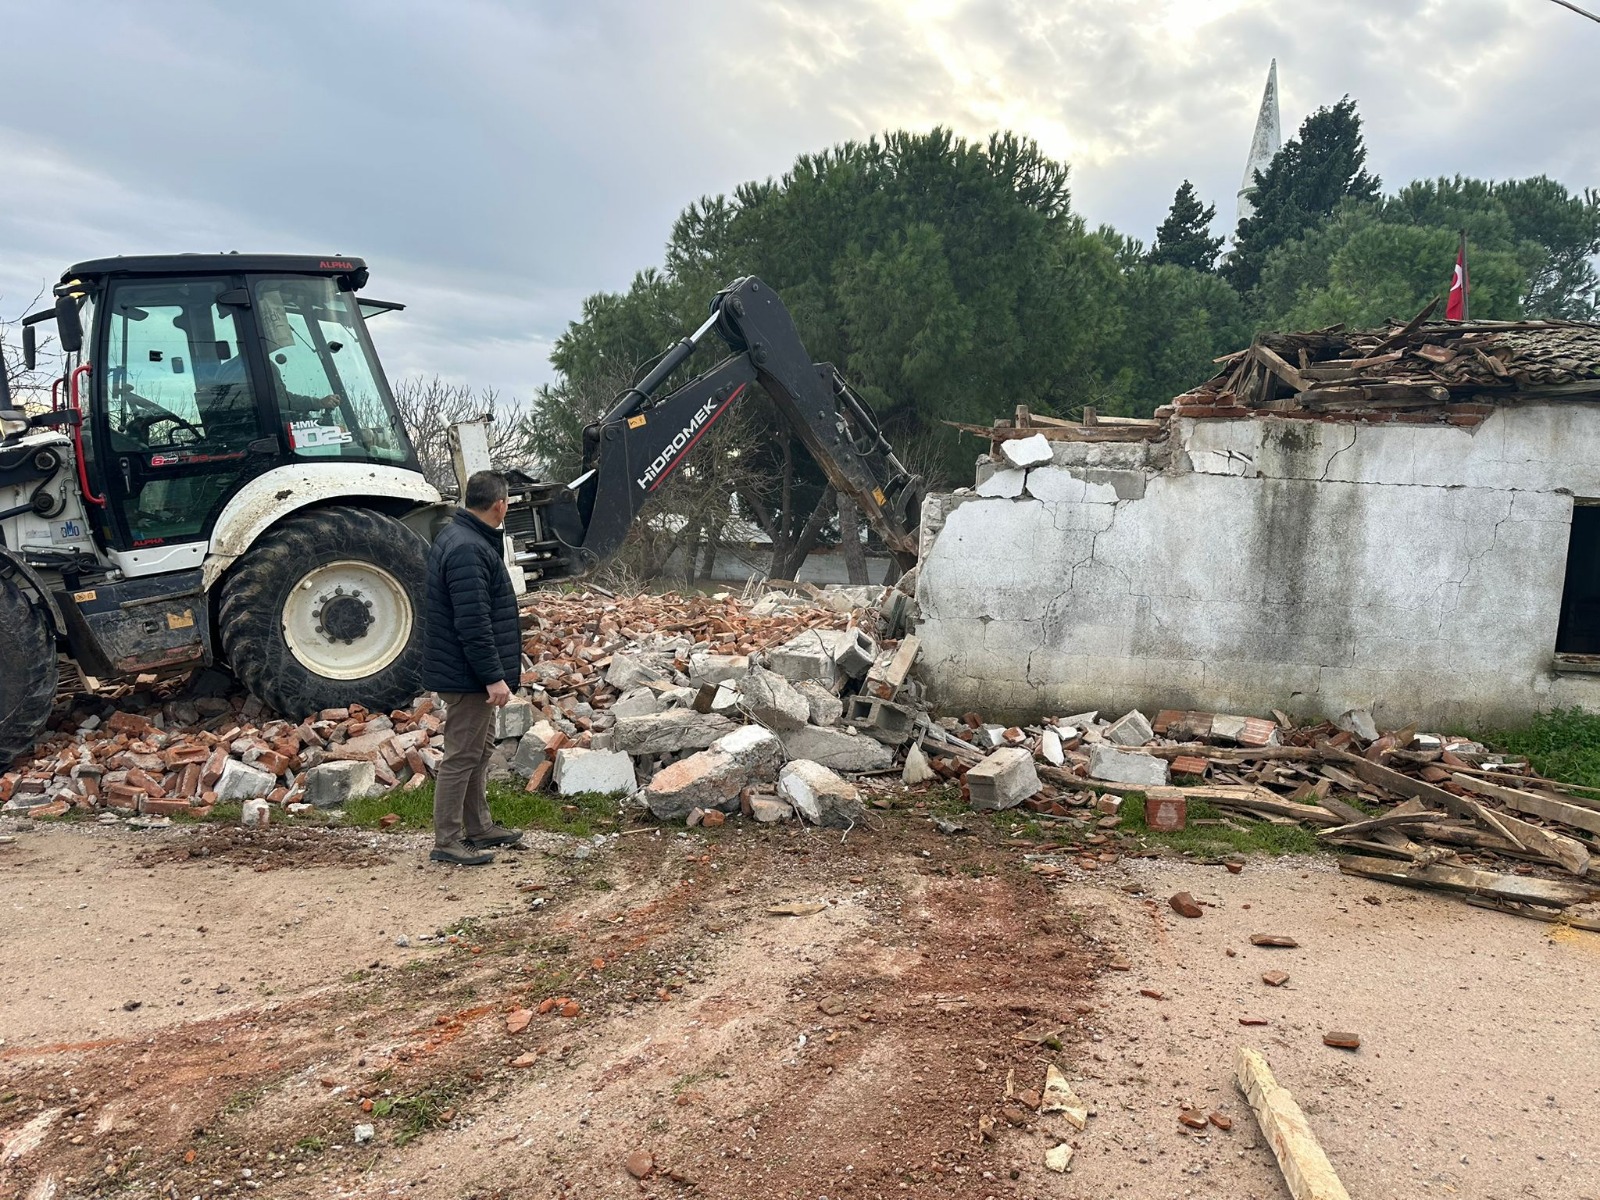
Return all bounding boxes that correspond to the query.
[509,276,924,582]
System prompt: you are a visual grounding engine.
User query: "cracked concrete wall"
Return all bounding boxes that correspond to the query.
[915,406,1600,729]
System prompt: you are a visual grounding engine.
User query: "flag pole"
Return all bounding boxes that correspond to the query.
[1459,230,1469,321]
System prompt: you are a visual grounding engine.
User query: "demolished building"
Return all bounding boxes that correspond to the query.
[915,319,1600,730]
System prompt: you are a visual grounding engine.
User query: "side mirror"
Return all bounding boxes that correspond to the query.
[22,323,36,371]
[55,295,84,354]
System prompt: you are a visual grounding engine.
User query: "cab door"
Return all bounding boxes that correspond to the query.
[96,277,282,557]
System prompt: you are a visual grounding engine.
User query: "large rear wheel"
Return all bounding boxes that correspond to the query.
[0,570,58,766]
[218,506,429,719]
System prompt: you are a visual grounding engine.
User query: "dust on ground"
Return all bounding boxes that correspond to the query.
[1,816,1597,1200]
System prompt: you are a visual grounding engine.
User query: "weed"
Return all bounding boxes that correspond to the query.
[591,877,614,891]
[924,783,967,817]
[293,1135,327,1154]
[378,1081,467,1146]
[670,1070,715,1095]
[1485,707,1600,793]
[1118,795,1324,857]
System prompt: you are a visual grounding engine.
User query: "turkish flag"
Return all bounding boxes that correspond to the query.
[1446,236,1468,320]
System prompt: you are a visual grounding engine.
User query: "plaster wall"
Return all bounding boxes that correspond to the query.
[914,406,1600,729]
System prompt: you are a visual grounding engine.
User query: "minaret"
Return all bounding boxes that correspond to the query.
[1236,60,1281,227]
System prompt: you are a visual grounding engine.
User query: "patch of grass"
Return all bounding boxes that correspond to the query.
[924,782,968,817]
[670,1070,715,1095]
[373,1081,465,1146]
[1118,794,1324,857]
[344,779,621,836]
[1485,707,1600,792]
[177,801,241,825]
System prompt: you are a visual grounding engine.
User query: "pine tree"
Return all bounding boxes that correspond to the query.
[1225,97,1380,292]
[1149,181,1224,272]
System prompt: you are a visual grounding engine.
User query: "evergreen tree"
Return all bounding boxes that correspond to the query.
[1225,97,1380,292]
[1149,181,1224,272]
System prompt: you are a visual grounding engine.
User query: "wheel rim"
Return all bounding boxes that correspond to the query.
[281,559,414,680]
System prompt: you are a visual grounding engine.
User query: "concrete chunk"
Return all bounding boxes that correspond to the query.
[687,652,749,688]
[643,725,784,821]
[1088,743,1170,787]
[764,629,848,685]
[215,758,277,802]
[1040,728,1065,766]
[976,468,1026,498]
[302,759,377,808]
[610,687,665,719]
[750,797,793,823]
[606,651,674,690]
[795,681,843,727]
[778,760,866,828]
[1001,433,1054,469]
[553,748,637,795]
[610,709,737,756]
[965,747,1040,811]
[831,629,878,679]
[739,665,811,731]
[1105,709,1154,747]
[493,696,534,741]
[777,725,894,772]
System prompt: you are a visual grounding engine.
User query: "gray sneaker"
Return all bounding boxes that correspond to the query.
[466,824,525,850]
[430,839,494,866]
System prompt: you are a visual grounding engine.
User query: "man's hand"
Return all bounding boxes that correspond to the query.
[486,680,512,708]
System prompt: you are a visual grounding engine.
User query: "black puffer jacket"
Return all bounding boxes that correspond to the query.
[422,509,522,693]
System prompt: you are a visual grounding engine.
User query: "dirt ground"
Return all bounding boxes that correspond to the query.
[2,814,1598,1200]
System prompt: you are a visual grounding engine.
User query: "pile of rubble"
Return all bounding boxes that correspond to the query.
[922,702,1600,929]
[0,584,910,827]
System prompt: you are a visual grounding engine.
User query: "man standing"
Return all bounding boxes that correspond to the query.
[423,470,526,865]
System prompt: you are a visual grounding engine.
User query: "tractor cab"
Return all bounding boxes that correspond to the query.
[23,254,418,573]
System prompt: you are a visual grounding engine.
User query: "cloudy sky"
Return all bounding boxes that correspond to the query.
[2,0,1595,401]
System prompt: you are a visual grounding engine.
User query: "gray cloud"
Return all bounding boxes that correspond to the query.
[2,0,1596,399]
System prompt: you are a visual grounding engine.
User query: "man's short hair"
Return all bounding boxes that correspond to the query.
[464,470,508,510]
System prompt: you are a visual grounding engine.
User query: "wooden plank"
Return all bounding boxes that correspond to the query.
[1463,897,1600,932]
[1251,342,1307,392]
[872,634,920,697]
[1318,792,1422,855]
[1332,752,1479,818]
[1453,773,1600,836]
[1234,1047,1352,1200]
[1185,788,1339,825]
[1337,855,1595,909]
[1319,807,1449,840]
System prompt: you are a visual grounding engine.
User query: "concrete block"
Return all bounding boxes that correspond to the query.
[215,758,276,803]
[842,695,917,745]
[764,629,848,685]
[710,683,742,715]
[687,652,748,688]
[777,725,894,772]
[1001,433,1054,469]
[778,759,866,828]
[643,725,784,821]
[796,681,843,727]
[611,709,737,756]
[739,665,811,730]
[553,748,637,795]
[832,629,878,679]
[965,747,1040,811]
[302,759,377,808]
[606,651,674,690]
[493,697,534,741]
[510,722,558,776]
[1105,709,1153,747]
[240,797,270,828]
[750,797,793,823]
[976,468,1026,498]
[1088,744,1170,787]
[611,686,665,719]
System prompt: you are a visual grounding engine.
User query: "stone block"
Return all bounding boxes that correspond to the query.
[643,725,784,821]
[795,681,843,727]
[739,665,810,731]
[750,797,793,823]
[776,725,894,772]
[1087,744,1170,788]
[778,760,866,828]
[493,697,534,741]
[553,748,637,795]
[965,747,1040,811]
[611,709,737,756]
[1105,709,1154,747]
[1001,432,1054,469]
[215,758,276,803]
[302,759,377,808]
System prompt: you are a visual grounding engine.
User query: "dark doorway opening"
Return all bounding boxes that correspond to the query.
[1556,503,1600,655]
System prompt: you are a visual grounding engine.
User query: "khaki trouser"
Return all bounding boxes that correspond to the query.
[433,691,496,846]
